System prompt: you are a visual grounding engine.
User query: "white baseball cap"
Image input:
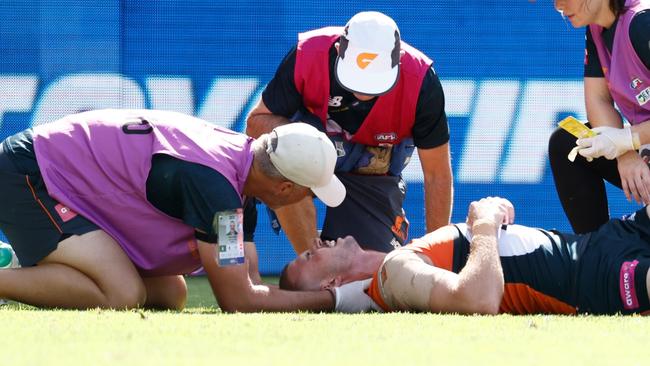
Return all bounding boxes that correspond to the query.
[335,11,401,96]
[267,123,346,207]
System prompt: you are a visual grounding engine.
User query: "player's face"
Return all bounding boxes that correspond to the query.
[287,236,360,291]
[555,0,606,27]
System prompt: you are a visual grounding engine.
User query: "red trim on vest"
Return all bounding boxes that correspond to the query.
[294,27,433,145]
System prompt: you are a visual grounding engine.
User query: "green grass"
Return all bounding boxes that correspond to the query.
[2,276,650,366]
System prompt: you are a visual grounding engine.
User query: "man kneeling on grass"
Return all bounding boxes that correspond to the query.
[280,196,650,315]
[0,109,376,312]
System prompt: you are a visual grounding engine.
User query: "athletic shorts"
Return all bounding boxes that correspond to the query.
[575,208,650,315]
[0,131,99,266]
[320,173,408,253]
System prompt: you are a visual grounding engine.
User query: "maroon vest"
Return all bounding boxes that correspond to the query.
[294,27,432,145]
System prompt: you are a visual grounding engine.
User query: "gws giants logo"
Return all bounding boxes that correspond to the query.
[374,132,397,144]
[356,53,378,69]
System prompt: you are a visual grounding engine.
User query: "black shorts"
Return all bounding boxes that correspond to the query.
[0,132,99,266]
[320,173,408,253]
[575,208,650,315]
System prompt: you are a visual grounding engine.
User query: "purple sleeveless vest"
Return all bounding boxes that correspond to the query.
[590,0,650,124]
[32,109,254,276]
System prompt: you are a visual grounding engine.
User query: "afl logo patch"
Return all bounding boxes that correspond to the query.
[374,132,397,143]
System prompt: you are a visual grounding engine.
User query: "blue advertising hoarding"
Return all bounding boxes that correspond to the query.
[0,1,638,274]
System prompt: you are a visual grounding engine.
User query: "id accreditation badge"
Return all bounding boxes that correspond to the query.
[215,209,245,266]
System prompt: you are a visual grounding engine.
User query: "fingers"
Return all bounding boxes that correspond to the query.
[624,172,650,204]
[466,197,513,227]
[502,199,515,224]
[576,137,593,148]
[639,178,650,205]
[312,237,324,249]
[576,136,601,160]
[577,146,596,159]
[496,198,515,225]
[631,176,644,204]
[621,177,633,202]
[618,154,650,204]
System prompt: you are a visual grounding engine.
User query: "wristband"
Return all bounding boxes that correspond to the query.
[632,132,641,150]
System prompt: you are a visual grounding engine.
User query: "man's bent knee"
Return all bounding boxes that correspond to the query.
[42,230,146,309]
[143,275,187,310]
[106,281,147,309]
[548,127,576,159]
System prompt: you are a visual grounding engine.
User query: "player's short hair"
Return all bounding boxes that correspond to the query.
[252,134,284,180]
[278,263,296,290]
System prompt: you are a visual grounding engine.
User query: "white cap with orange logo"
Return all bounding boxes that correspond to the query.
[334,11,401,96]
[267,123,346,207]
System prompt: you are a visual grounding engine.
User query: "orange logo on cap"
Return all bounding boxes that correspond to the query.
[356,52,378,69]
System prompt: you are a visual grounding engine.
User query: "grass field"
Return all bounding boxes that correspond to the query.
[3,276,650,366]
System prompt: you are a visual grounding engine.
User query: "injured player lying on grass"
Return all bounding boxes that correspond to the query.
[280,197,650,315]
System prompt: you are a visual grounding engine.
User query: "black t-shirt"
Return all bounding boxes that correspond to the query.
[262,42,449,149]
[584,10,650,77]
[146,154,254,243]
[2,130,255,243]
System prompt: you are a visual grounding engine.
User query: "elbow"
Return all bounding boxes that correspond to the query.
[244,121,257,138]
[245,116,264,138]
[475,288,503,315]
[475,298,501,315]
[455,284,503,315]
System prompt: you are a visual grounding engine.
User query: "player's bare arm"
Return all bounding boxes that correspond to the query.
[198,240,333,312]
[584,77,623,128]
[427,198,510,314]
[418,142,453,231]
[274,196,319,254]
[244,241,263,285]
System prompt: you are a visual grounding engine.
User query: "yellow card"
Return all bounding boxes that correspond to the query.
[558,116,597,138]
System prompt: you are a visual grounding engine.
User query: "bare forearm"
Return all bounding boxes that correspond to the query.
[631,121,650,146]
[228,285,334,313]
[456,221,504,314]
[584,77,622,128]
[244,242,262,285]
[274,196,318,254]
[246,113,291,138]
[586,102,622,128]
[424,175,453,231]
[200,241,333,313]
